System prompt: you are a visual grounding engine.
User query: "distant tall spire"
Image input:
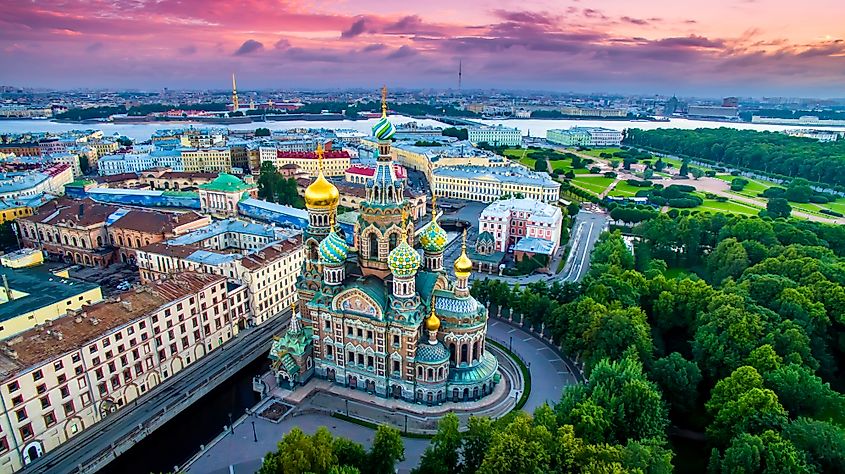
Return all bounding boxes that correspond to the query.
[231,73,239,111]
[458,60,462,92]
[381,85,388,117]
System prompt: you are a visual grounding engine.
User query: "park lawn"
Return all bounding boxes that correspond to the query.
[518,156,537,168]
[608,181,652,197]
[697,198,761,216]
[503,148,529,159]
[578,147,624,158]
[822,198,845,214]
[571,176,615,196]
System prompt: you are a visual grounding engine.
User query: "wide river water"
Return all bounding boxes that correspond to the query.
[0,116,837,142]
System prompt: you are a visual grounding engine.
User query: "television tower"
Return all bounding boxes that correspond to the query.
[458,60,462,92]
[231,73,239,111]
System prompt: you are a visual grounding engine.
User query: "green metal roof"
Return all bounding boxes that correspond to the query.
[0,266,101,323]
[448,351,499,385]
[345,277,388,315]
[198,173,254,193]
[415,271,440,309]
[65,179,95,188]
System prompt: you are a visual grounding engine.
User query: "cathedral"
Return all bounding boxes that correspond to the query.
[269,88,499,404]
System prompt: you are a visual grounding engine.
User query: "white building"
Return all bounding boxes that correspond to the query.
[432,165,560,203]
[98,150,184,176]
[467,125,523,147]
[547,127,623,147]
[479,198,563,253]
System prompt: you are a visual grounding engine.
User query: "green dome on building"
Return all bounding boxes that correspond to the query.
[199,173,253,193]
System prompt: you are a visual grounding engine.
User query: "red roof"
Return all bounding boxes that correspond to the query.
[345,164,406,179]
[276,150,350,159]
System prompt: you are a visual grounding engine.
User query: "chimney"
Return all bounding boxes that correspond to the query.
[121,300,133,312]
[2,274,11,301]
[78,203,84,217]
[89,318,100,326]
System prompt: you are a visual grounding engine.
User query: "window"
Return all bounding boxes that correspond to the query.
[32,370,43,381]
[63,401,75,416]
[89,344,98,354]
[60,385,70,398]
[40,396,50,409]
[6,381,19,392]
[57,374,67,384]
[15,408,27,422]
[19,424,33,441]
[44,412,57,427]
[0,437,8,454]
[71,353,81,363]
[53,360,64,371]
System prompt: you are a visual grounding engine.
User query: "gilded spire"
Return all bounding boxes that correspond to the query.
[400,209,408,242]
[453,228,473,278]
[316,142,324,173]
[425,295,441,332]
[381,85,388,117]
[231,73,239,111]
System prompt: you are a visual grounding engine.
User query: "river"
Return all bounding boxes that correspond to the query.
[0,116,836,142]
[99,357,266,474]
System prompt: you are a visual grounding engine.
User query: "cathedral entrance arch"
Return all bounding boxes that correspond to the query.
[327,368,336,382]
[391,384,402,398]
[348,375,357,389]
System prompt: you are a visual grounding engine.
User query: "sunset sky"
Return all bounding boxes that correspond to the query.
[1,0,843,96]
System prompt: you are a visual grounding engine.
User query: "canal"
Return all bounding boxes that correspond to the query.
[101,357,269,474]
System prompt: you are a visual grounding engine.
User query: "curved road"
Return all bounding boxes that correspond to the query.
[187,320,577,474]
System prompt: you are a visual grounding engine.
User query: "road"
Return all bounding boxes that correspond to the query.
[558,210,609,282]
[23,311,293,474]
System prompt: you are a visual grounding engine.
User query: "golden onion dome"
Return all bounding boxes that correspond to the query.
[304,172,339,209]
[425,312,441,331]
[453,229,473,278]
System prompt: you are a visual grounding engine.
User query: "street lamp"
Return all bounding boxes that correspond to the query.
[228,412,233,434]
[252,421,257,442]
[509,336,513,352]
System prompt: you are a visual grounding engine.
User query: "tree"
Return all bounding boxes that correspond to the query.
[79,156,91,175]
[715,430,813,474]
[255,127,271,136]
[766,197,792,219]
[368,425,405,474]
[333,437,367,472]
[705,367,788,445]
[643,168,654,179]
[442,127,468,140]
[477,414,552,474]
[651,353,702,417]
[534,158,549,172]
[258,427,337,474]
[783,418,845,473]
[414,413,461,474]
[609,159,621,169]
[679,160,689,176]
[461,416,493,474]
[705,238,749,284]
[693,305,767,379]
[691,168,704,180]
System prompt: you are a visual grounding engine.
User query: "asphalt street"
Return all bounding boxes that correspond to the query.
[558,210,610,282]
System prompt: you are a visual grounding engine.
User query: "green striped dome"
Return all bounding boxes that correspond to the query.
[372,116,395,141]
[420,218,447,253]
[387,240,420,277]
[318,229,348,266]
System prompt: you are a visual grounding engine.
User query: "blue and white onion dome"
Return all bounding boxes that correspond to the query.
[419,218,447,253]
[388,239,421,277]
[372,115,395,141]
[318,228,349,266]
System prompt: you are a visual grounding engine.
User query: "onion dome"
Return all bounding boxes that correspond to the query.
[420,218,447,253]
[387,239,420,277]
[425,311,441,331]
[318,228,348,265]
[453,230,473,279]
[372,115,395,141]
[305,144,339,209]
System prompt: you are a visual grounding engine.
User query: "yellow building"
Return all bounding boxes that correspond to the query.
[0,265,103,340]
[274,151,351,177]
[0,249,43,269]
[432,165,561,203]
[180,147,233,173]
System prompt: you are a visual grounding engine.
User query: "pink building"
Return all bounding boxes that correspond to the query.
[344,164,407,185]
[478,198,563,254]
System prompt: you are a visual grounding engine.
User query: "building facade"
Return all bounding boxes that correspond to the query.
[269,92,499,404]
[432,165,560,204]
[275,150,351,177]
[478,198,563,254]
[0,273,248,471]
[467,125,522,147]
[547,127,624,147]
[198,173,258,217]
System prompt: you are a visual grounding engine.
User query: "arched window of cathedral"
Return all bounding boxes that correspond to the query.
[369,234,379,259]
[427,368,433,380]
[389,233,397,252]
[449,343,456,365]
[309,243,318,261]
[437,367,443,379]
[460,344,468,365]
[472,340,479,362]
[417,366,423,379]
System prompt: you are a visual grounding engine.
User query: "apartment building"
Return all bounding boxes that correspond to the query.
[432,165,560,204]
[467,125,522,146]
[274,150,350,177]
[0,272,248,472]
[547,127,624,147]
[180,148,232,173]
[478,198,563,253]
[135,220,304,326]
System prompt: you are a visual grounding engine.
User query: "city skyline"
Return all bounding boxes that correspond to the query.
[1,0,844,96]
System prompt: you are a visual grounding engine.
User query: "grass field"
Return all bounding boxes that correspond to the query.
[571,176,616,195]
[577,147,624,158]
[697,198,761,216]
[607,181,651,197]
[715,175,776,196]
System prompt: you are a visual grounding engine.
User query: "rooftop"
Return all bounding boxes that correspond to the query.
[199,173,254,193]
[513,237,555,255]
[23,198,118,228]
[481,198,562,222]
[108,209,207,234]
[166,218,287,246]
[433,165,558,188]
[0,273,224,379]
[0,265,101,324]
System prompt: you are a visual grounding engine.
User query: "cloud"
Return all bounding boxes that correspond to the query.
[85,42,103,52]
[234,39,263,56]
[274,38,291,50]
[386,45,418,59]
[362,43,387,52]
[342,18,368,38]
[621,16,650,26]
[178,45,197,55]
[653,35,724,48]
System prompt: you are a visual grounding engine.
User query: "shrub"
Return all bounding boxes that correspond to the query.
[626,179,654,187]
[820,209,844,217]
[668,197,702,208]
[604,172,618,178]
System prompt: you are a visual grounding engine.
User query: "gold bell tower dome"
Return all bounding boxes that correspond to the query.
[304,143,339,209]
